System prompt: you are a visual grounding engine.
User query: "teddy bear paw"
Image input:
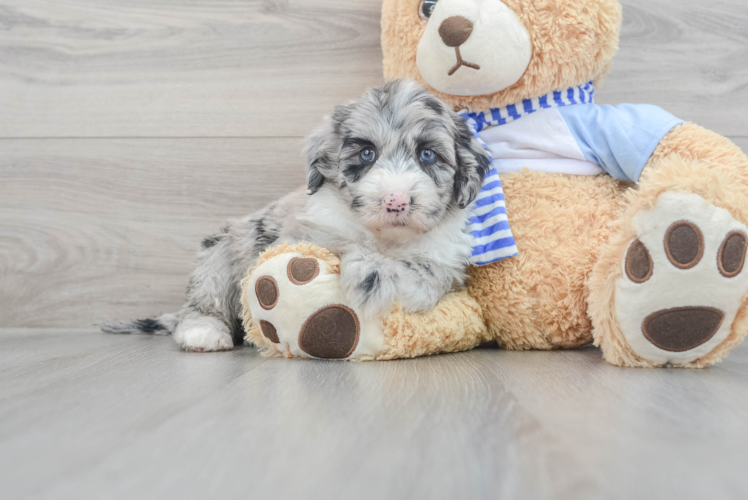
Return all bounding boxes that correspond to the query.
[615,191,748,366]
[244,251,386,360]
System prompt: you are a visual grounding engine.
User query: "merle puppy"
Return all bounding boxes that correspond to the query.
[104,80,490,351]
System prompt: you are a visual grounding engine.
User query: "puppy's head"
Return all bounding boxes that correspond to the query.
[304,79,490,238]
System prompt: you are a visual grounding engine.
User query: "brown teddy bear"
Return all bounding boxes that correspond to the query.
[242,0,748,368]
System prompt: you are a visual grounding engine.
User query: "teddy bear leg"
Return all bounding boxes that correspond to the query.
[242,244,489,361]
[589,157,748,367]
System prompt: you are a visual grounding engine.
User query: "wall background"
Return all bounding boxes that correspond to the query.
[1,0,747,327]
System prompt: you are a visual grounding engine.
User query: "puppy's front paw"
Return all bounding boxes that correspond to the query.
[340,258,399,318]
[398,293,441,315]
[175,317,234,352]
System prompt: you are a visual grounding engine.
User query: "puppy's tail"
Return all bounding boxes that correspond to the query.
[101,312,179,336]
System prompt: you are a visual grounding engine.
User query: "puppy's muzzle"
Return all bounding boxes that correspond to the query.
[384,191,411,217]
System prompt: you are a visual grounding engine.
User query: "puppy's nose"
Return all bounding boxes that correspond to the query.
[384,192,411,214]
[438,16,474,48]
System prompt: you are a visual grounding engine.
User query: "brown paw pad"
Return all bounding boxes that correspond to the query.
[287,257,319,285]
[718,231,747,278]
[642,306,724,352]
[665,221,704,269]
[255,276,279,310]
[298,305,360,359]
[259,320,279,343]
[625,239,653,283]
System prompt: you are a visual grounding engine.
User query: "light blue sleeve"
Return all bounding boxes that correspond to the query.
[558,103,684,183]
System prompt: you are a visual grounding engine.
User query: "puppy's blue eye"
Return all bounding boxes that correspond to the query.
[360,148,376,163]
[420,149,437,164]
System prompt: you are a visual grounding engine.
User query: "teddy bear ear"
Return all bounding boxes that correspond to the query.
[452,117,491,209]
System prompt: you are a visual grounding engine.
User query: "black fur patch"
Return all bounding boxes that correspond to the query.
[133,318,167,334]
[231,315,245,345]
[350,196,364,210]
[453,173,472,208]
[474,147,491,179]
[454,115,475,143]
[201,234,223,249]
[419,162,443,186]
[307,159,326,194]
[423,96,445,116]
[455,117,490,177]
[253,217,280,254]
[359,271,380,295]
[418,262,434,277]
[342,137,376,150]
[343,162,374,183]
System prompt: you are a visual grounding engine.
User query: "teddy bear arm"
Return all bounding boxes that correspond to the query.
[243,243,491,360]
[645,122,748,193]
[377,290,492,360]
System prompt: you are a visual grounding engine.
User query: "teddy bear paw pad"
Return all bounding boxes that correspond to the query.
[616,191,748,365]
[245,252,384,360]
[299,305,360,359]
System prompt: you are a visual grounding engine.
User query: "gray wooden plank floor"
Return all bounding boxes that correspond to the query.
[2,328,748,500]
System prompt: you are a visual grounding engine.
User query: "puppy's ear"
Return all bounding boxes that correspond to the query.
[452,118,491,209]
[303,107,347,195]
[303,117,335,195]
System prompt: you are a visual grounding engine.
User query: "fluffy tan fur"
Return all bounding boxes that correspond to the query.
[647,123,748,195]
[377,290,489,360]
[382,0,621,111]
[468,170,628,350]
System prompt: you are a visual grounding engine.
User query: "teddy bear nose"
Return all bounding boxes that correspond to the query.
[438,16,474,48]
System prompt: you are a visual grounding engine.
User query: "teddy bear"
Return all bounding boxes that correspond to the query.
[242,0,748,368]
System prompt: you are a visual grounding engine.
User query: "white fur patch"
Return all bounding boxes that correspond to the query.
[615,191,748,365]
[174,317,234,352]
[246,253,385,360]
[417,0,532,96]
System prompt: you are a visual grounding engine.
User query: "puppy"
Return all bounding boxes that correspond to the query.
[104,79,490,351]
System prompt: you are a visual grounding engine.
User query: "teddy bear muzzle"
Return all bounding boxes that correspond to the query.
[416,0,532,96]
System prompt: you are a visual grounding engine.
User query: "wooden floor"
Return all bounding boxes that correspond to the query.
[2,329,748,500]
[3,0,748,498]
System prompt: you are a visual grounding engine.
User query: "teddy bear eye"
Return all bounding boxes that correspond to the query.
[419,0,439,21]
